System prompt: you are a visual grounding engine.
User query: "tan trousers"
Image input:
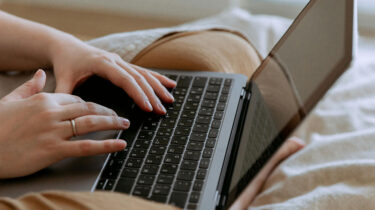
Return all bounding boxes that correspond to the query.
[0,30,261,210]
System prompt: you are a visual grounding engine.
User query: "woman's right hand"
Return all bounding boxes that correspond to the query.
[0,70,129,179]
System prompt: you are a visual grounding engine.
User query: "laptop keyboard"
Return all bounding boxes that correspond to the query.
[95,75,233,209]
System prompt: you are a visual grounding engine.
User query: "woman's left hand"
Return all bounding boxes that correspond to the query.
[50,39,176,115]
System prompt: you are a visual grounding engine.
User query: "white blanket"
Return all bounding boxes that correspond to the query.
[90,9,375,209]
[1,8,375,210]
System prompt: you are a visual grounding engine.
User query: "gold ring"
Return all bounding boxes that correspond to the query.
[70,119,78,137]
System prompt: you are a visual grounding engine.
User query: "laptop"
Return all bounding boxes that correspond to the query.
[73,0,355,209]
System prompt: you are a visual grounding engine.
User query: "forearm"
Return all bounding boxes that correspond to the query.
[0,11,80,71]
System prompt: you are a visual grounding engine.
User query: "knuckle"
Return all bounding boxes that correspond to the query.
[34,93,50,101]
[78,141,92,155]
[83,117,96,128]
[85,102,98,113]
[132,72,144,81]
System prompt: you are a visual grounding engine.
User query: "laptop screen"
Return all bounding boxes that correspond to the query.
[226,0,354,203]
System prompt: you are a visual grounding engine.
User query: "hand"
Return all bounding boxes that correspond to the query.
[50,39,176,115]
[0,70,130,179]
[230,137,305,210]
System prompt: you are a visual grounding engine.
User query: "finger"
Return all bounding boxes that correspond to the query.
[2,69,46,102]
[58,102,117,120]
[63,115,130,137]
[132,65,174,104]
[145,68,177,88]
[49,93,85,105]
[230,138,305,209]
[94,62,153,112]
[117,60,166,114]
[62,139,127,157]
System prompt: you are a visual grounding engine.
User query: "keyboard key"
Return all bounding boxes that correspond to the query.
[96,179,106,190]
[189,192,200,203]
[193,124,209,133]
[177,170,195,181]
[101,169,119,179]
[219,94,229,102]
[184,102,199,111]
[224,78,232,86]
[134,140,152,149]
[211,120,221,129]
[149,145,167,155]
[121,168,139,178]
[190,133,207,141]
[174,180,192,192]
[160,164,178,174]
[130,149,147,158]
[104,179,115,190]
[202,148,213,158]
[184,150,201,161]
[222,86,231,94]
[157,174,174,184]
[145,155,163,165]
[160,118,176,127]
[201,100,216,108]
[181,160,198,170]
[168,145,185,154]
[112,150,127,160]
[196,169,207,180]
[181,110,197,119]
[198,107,214,116]
[164,154,181,164]
[216,102,226,111]
[157,127,173,136]
[186,141,204,151]
[154,137,170,145]
[196,115,211,124]
[204,92,218,100]
[206,138,216,148]
[138,131,154,140]
[153,184,171,195]
[169,191,188,208]
[137,174,156,185]
[150,195,167,203]
[178,119,194,127]
[175,127,191,136]
[142,122,158,131]
[125,158,143,168]
[193,180,204,191]
[209,78,223,86]
[177,76,192,88]
[208,129,219,138]
[133,185,151,197]
[214,111,224,120]
[206,85,220,93]
[199,158,210,169]
[115,178,135,194]
[141,164,159,175]
[171,136,188,145]
[192,77,207,87]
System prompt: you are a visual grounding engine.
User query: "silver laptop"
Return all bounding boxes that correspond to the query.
[73,0,355,209]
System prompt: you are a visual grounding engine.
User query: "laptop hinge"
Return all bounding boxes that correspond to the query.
[215,86,251,209]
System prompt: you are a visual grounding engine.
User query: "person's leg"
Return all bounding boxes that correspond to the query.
[132,30,262,78]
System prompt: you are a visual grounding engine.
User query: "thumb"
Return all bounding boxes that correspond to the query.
[2,69,46,102]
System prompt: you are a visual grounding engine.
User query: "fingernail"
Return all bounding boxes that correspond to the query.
[144,100,153,112]
[122,118,130,128]
[117,140,127,148]
[158,103,166,114]
[165,91,174,102]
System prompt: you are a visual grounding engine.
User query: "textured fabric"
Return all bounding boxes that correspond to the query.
[0,191,178,210]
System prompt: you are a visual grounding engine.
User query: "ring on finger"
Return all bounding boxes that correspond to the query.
[70,119,78,137]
